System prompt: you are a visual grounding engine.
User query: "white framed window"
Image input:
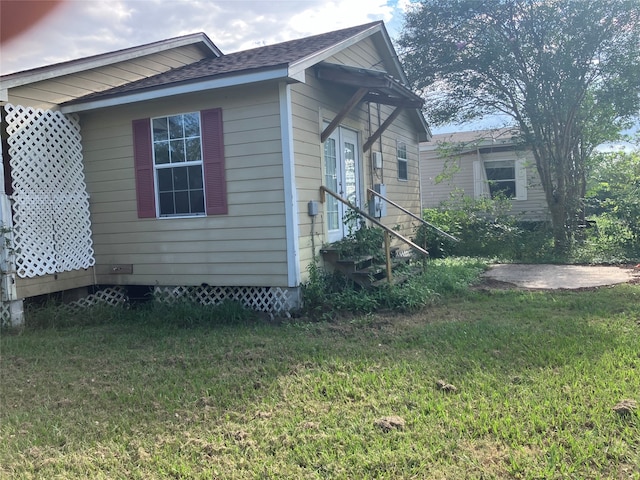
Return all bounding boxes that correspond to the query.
[485,160,516,198]
[397,141,408,181]
[473,159,527,200]
[152,112,205,216]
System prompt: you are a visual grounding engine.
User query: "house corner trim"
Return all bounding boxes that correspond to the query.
[279,82,300,287]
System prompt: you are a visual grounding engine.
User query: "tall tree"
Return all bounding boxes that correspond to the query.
[399,0,640,252]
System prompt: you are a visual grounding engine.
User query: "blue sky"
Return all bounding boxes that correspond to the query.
[1,0,414,74]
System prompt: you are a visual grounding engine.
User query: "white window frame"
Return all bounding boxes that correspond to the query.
[473,158,527,201]
[397,140,408,181]
[152,112,206,217]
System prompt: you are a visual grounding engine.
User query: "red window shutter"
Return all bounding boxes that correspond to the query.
[201,108,228,215]
[132,118,156,218]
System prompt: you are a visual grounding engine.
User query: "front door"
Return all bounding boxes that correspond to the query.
[323,126,361,243]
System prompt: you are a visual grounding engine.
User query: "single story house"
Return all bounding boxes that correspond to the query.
[0,21,430,325]
[420,129,548,220]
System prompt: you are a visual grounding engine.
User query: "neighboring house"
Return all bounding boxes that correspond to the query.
[420,129,548,220]
[0,21,430,324]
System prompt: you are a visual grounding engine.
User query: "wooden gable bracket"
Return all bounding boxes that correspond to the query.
[316,63,425,151]
[320,87,368,143]
[363,106,403,153]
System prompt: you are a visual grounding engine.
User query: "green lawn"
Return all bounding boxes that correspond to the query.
[2,284,639,479]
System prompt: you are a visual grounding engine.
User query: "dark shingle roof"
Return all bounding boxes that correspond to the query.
[63,22,382,105]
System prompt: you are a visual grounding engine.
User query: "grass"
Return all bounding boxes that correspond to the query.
[1,283,640,478]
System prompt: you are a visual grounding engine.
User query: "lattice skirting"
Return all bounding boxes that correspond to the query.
[2,285,300,326]
[154,285,300,313]
[63,286,129,313]
[0,302,11,327]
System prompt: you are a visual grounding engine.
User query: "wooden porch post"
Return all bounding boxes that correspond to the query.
[384,231,392,284]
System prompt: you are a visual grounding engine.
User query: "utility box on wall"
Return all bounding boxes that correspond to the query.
[369,183,387,218]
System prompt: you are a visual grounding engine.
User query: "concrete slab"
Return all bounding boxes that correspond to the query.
[482,264,640,290]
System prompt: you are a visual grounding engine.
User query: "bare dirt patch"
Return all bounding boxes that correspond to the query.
[480,264,640,290]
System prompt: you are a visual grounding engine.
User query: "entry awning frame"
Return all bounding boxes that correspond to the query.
[316,62,425,150]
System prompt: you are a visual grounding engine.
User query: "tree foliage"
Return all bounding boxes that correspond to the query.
[399,0,640,252]
[586,150,640,246]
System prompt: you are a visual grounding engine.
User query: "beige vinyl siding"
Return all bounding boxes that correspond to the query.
[421,145,473,207]
[6,45,210,109]
[325,37,387,72]
[292,39,424,278]
[374,108,422,241]
[81,82,289,287]
[420,146,549,221]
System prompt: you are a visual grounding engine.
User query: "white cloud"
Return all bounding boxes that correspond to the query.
[1,0,406,74]
[288,1,393,37]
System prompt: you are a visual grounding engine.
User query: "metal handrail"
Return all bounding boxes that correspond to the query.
[320,185,429,263]
[367,188,459,242]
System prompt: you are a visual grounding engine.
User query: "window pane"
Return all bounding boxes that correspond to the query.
[159,192,174,215]
[152,118,168,142]
[398,141,408,180]
[184,113,200,137]
[397,142,407,159]
[344,142,356,203]
[186,138,201,162]
[324,138,339,230]
[174,191,190,214]
[157,168,173,192]
[170,139,185,163]
[489,181,516,198]
[169,115,184,139]
[190,190,205,213]
[486,167,514,181]
[154,141,170,164]
[173,167,188,190]
[398,159,408,180]
[188,165,203,189]
[324,139,337,191]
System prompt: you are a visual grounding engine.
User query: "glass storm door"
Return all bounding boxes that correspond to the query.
[323,126,361,243]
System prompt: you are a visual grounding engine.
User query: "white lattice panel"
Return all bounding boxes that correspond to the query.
[65,286,128,312]
[154,285,296,313]
[0,301,10,327]
[4,104,95,278]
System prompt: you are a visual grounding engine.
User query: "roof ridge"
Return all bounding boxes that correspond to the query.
[223,21,382,57]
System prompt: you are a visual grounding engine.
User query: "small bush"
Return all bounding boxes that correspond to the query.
[329,210,385,262]
[415,194,553,261]
[301,257,487,318]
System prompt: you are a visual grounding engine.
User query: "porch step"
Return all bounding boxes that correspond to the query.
[336,255,375,271]
[320,247,416,289]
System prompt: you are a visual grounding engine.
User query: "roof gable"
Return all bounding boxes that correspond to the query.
[0,32,221,96]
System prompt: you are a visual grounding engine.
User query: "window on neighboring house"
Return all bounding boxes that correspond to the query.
[473,158,527,201]
[485,160,516,198]
[132,108,227,218]
[397,141,408,181]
